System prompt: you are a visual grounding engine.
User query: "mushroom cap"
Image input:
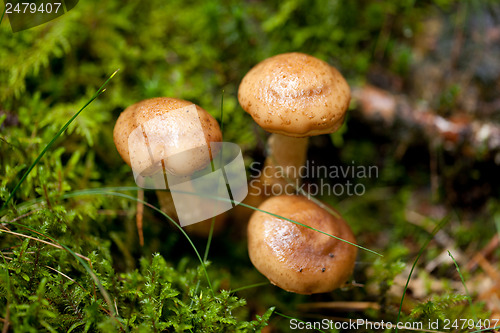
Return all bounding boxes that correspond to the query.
[247,195,357,294]
[113,97,222,176]
[238,52,351,137]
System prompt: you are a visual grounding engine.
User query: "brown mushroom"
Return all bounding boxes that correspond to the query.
[114,97,222,177]
[113,97,223,232]
[238,52,350,193]
[247,195,357,294]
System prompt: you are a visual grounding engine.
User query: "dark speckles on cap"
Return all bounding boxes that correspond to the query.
[237,52,351,137]
[113,97,222,168]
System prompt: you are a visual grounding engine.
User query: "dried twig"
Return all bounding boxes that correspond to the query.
[0,227,89,262]
[298,301,380,312]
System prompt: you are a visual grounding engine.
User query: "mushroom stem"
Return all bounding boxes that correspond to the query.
[156,177,227,236]
[260,134,309,194]
[156,189,178,221]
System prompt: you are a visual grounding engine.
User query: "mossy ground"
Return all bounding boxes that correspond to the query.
[1,0,500,332]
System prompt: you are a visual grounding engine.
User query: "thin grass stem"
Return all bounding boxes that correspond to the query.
[0,70,118,212]
[395,217,450,332]
[448,250,476,321]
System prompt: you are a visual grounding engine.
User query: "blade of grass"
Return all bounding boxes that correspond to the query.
[470,325,500,333]
[230,281,269,293]
[12,184,381,324]
[62,190,215,297]
[0,69,119,212]
[44,265,88,292]
[0,251,11,333]
[274,311,326,333]
[42,186,382,257]
[203,91,225,263]
[395,217,450,332]
[0,227,89,261]
[1,4,6,26]
[62,187,376,293]
[237,201,381,256]
[267,152,343,220]
[15,186,381,257]
[448,250,476,321]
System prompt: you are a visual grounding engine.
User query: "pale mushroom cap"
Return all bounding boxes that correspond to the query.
[113,97,222,176]
[247,195,357,294]
[238,52,351,137]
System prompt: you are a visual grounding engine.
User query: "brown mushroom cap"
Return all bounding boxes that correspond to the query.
[247,195,357,294]
[238,52,351,137]
[113,97,222,176]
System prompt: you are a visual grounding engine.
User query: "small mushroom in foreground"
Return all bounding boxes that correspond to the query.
[238,52,351,193]
[247,195,357,294]
[113,97,224,235]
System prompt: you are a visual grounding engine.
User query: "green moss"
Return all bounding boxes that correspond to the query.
[1,0,499,332]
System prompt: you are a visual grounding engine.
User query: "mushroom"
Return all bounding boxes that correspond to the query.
[113,97,223,232]
[114,97,222,177]
[247,195,357,294]
[238,52,351,193]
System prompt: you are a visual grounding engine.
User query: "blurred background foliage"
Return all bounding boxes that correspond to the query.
[1,0,451,147]
[1,0,500,331]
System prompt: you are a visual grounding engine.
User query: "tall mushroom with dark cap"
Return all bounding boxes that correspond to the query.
[238,52,351,193]
[247,195,357,294]
[113,97,224,235]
